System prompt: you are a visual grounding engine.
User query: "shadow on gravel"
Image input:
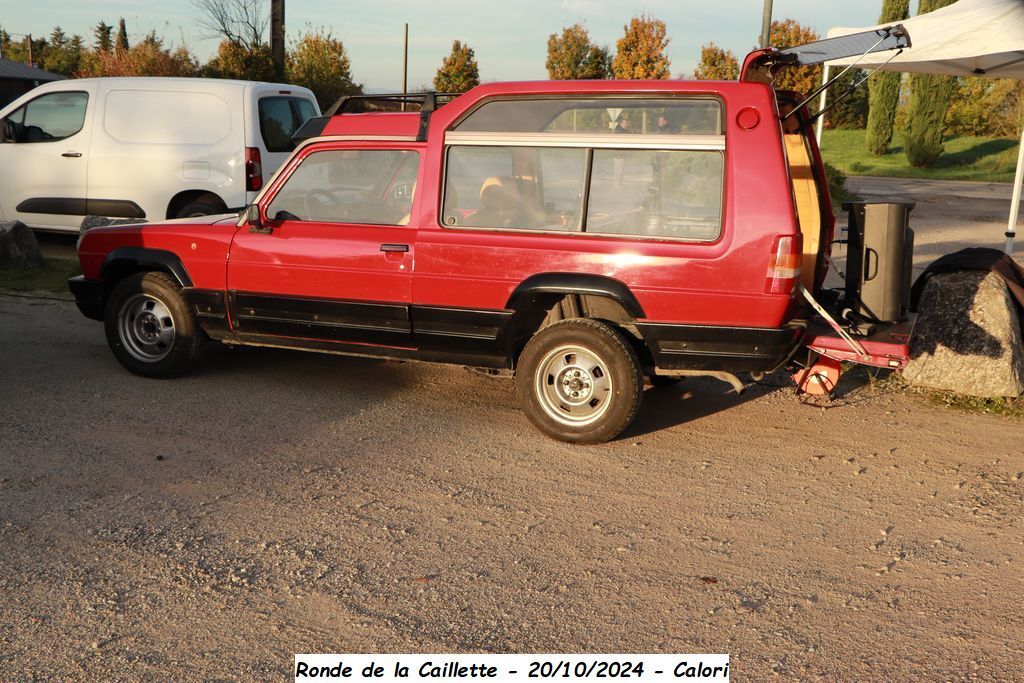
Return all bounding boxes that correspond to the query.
[624,376,784,438]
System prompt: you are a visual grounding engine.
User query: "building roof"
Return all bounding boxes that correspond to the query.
[0,58,62,82]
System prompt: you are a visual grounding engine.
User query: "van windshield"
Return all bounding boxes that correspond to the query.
[259,97,318,153]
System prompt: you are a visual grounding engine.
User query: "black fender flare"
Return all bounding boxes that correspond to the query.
[100,247,193,287]
[504,273,646,319]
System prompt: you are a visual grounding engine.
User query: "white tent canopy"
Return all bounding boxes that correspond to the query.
[818,0,1024,254]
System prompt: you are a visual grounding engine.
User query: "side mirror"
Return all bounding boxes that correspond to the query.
[246,203,270,233]
[1,119,16,143]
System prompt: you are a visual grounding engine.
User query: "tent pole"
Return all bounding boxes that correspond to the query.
[1007,124,1024,256]
[815,64,830,146]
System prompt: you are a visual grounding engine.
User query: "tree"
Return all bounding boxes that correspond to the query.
[546,24,610,80]
[78,32,198,77]
[116,18,129,53]
[434,40,479,93]
[904,0,958,167]
[946,77,1024,138]
[1,31,45,67]
[826,68,869,129]
[692,43,738,80]
[768,19,820,97]
[203,39,274,81]
[287,29,362,110]
[41,27,84,76]
[192,0,266,50]
[612,14,670,79]
[94,21,113,53]
[865,0,910,155]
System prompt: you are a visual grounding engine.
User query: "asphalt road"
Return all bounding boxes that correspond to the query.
[1,291,1022,680]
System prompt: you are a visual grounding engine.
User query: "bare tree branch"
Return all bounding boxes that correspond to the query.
[191,0,267,49]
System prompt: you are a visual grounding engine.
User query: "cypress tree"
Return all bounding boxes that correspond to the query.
[115,18,129,53]
[904,0,957,167]
[865,0,909,155]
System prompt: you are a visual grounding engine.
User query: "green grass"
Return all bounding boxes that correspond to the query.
[918,388,1024,418]
[858,368,1024,418]
[821,128,1020,183]
[0,257,80,294]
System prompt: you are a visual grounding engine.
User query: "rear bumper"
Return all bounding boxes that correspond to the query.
[636,322,806,373]
[68,275,104,321]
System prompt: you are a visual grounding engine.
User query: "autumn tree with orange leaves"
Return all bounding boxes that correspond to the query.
[612,15,670,80]
[692,43,738,81]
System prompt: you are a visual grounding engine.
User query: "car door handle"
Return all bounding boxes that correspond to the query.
[380,243,409,253]
[61,151,82,158]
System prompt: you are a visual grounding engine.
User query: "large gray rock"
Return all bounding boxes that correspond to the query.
[0,221,44,269]
[80,215,147,237]
[904,270,1024,397]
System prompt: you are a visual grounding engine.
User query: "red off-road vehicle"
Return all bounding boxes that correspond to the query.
[69,29,915,443]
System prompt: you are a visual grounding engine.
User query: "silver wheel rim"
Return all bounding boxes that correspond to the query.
[534,344,613,427]
[118,293,176,362]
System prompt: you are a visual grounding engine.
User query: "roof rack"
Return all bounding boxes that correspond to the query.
[324,91,459,116]
[293,91,460,144]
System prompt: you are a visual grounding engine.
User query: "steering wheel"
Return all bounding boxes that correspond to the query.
[304,188,348,221]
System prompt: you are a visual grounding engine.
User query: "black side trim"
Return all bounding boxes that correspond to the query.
[411,305,513,354]
[233,332,506,369]
[229,291,412,347]
[182,288,232,340]
[17,197,86,215]
[67,275,104,320]
[88,199,146,219]
[637,322,805,373]
[17,197,145,218]
[101,248,193,287]
[506,274,646,318]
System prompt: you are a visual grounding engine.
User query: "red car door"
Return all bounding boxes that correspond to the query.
[226,145,421,349]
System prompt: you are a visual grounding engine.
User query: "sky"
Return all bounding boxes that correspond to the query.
[3,1,890,88]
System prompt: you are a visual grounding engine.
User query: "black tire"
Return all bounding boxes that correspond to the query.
[175,195,227,219]
[516,319,643,444]
[104,272,205,378]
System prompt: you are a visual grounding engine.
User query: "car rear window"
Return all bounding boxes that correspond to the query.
[455,97,722,135]
[259,96,318,153]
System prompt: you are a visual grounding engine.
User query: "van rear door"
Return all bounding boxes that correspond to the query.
[250,89,320,197]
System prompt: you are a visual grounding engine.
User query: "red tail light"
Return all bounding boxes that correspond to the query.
[245,147,263,192]
[765,234,802,294]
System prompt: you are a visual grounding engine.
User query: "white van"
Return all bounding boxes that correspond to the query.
[0,77,320,232]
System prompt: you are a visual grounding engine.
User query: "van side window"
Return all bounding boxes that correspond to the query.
[5,91,88,142]
[259,97,318,153]
[443,146,586,231]
[586,150,724,241]
[266,149,419,225]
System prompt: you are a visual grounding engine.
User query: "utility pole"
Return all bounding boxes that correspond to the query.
[270,0,285,80]
[27,33,33,68]
[402,23,408,111]
[759,0,773,48]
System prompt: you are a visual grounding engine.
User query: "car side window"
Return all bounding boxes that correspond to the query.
[586,150,724,241]
[5,91,89,143]
[266,149,419,225]
[442,146,586,231]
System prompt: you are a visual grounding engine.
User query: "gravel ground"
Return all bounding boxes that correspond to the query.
[2,178,1023,680]
[2,296,1022,680]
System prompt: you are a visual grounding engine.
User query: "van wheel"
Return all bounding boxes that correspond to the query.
[175,195,227,218]
[104,272,205,378]
[517,319,643,444]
